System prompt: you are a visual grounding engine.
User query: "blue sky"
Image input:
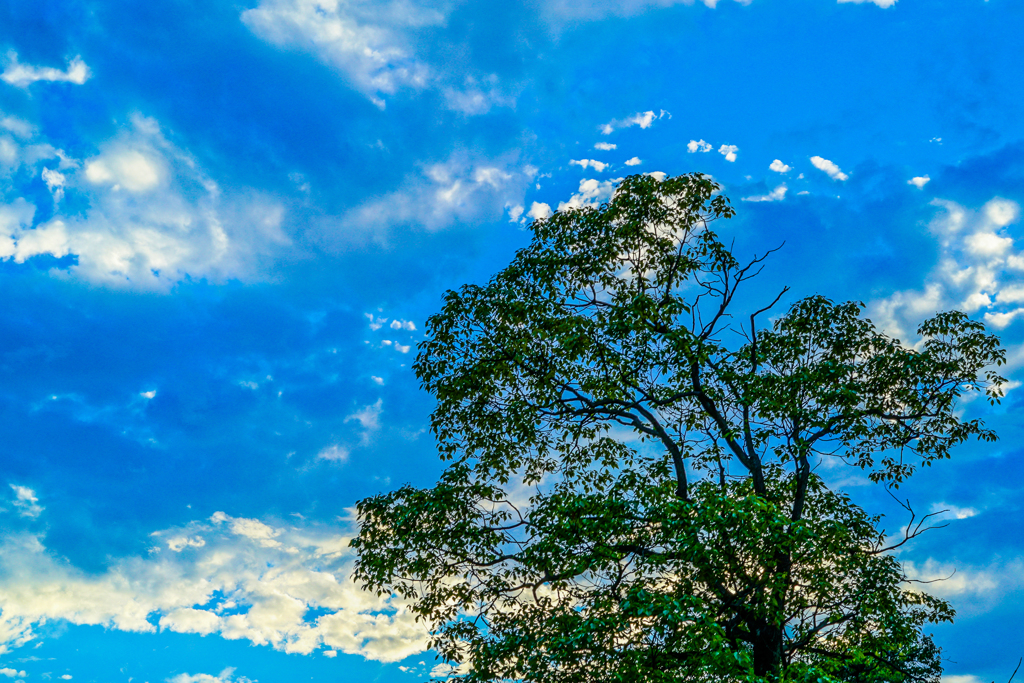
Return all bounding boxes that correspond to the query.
[0,0,1022,681]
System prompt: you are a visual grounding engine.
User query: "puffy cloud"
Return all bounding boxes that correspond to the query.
[389,319,415,331]
[908,175,931,189]
[742,184,787,203]
[41,167,67,203]
[837,0,897,7]
[527,202,552,220]
[941,677,986,683]
[769,159,790,173]
[160,608,223,636]
[0,668,26,678]
[8,485,43,519]
[810,155,848,181]
[85,149,163,192]
[593,142,616,151]
[718,144,738,162]
[0,515,428,661]
[569,159,609,172]
[242,0,446,105]
[340,153,533,236]
[0,114,288,289]
[686,139,712,153]
[557,178,620,212]
[868,197,1024,343]
[599,110,668,135]
[624,157,641,166]
[1,53,91,88]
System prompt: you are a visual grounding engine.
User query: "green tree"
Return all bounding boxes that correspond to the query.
[351,173,1005,682]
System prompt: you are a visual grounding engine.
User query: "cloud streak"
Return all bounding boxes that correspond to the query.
[1,54,91,88]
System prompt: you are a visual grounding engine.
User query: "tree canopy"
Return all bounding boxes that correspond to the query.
[351,173,1006,682]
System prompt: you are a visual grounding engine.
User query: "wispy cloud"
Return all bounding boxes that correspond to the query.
[242,0,446,106]
[742,184,787,202]
[8,485,42,519]
[599,110,669,135]
[837,0,897,7]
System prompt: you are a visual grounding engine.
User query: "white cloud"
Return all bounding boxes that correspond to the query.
[542,0,749,23]
[345,399,383,434]
[593,142,616,151]
[902,557,1024,609]
[868,197,1024,344]
[718,144,738,162]
[242,0,446,105]
[41,167,67,203]
[9,485,42,519]
[983,308,1024,330]
[769,159,790,173]
[0,515,428,661]
[929,502,979,520]
[341,153,532,237]
[557,178,620,212]
[160,608,223,636]
[687,139,712,153]
[1,53,91,88]
[599,110,668,135]
[742,184,787,203]
[317,445,350,462]
[85,149,163,193]
[810,155,848,181]
[0,668,26,678]
[389,319,415,331]
[443,76,515,116]
[941,677,985,683]
[0,114,288,289]
[165,535,206,552]
[624,157,641,166]
[837,0,897,7]
[0,114,33,139]
[168,668,254,683]
[908,175,931,189]
[570,159,609,172]
[527,202,552,220]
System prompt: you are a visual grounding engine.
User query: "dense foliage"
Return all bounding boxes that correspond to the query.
[352,174,1005,682]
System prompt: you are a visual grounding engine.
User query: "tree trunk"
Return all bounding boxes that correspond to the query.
[752,622,784,680]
